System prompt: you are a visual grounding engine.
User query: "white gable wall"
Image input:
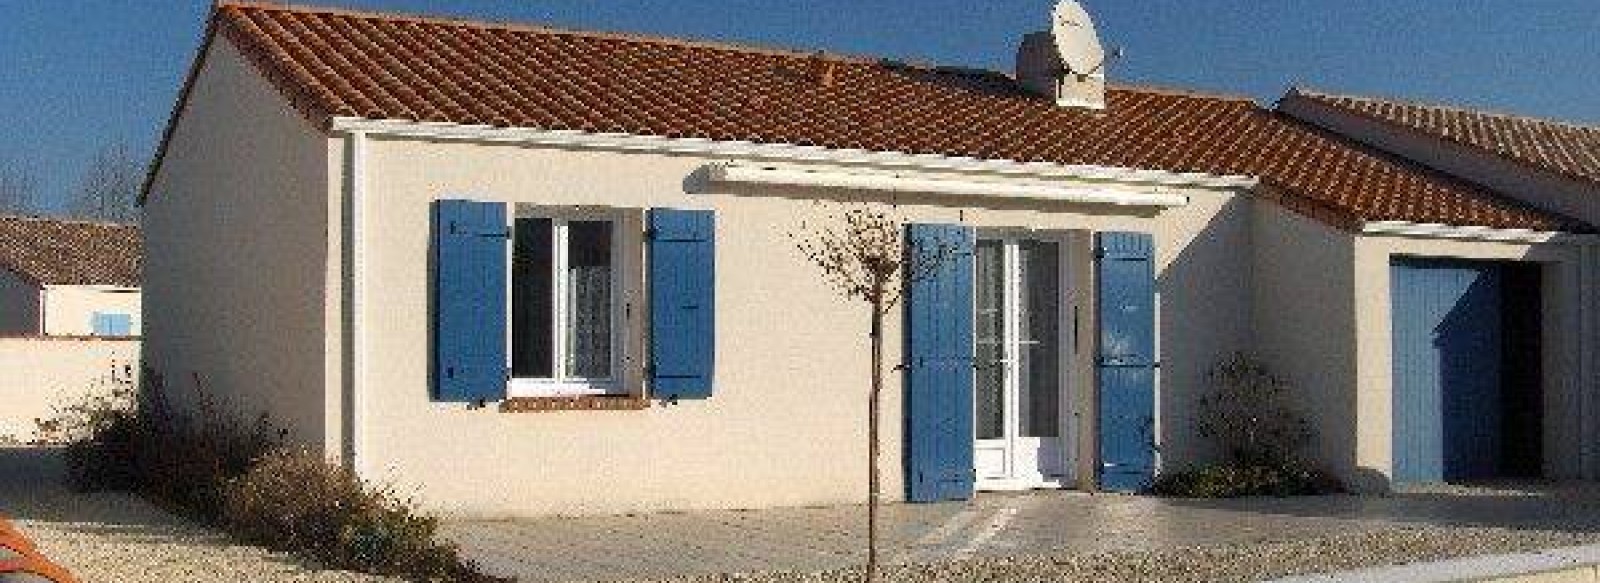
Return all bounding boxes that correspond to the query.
[141,36,338,450]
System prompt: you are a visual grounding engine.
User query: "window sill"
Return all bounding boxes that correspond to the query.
[500,394,650,413]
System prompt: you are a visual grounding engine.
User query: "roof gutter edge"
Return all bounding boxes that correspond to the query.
[1360,220,1599,245]
[327,117,1261,191]
[704,162,1190,207]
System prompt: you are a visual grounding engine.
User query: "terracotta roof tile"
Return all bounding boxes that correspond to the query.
[172,1,1582,232]
[1290,89,1600,186]
[0,216,142,287]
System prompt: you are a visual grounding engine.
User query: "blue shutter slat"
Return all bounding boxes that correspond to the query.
[108,314,132,336]
[648,209,716,399]
[904,223,976,503]
[432,199,509,402]
[91,313,132,336]
[1095,231,1156,492]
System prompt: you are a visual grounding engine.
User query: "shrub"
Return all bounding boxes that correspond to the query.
[1196,353,1313,468]
[41,369,507,582]
[1151,464,1343,498]
[1153,354,1345,498]
[132,372,284,520]
[40,370,283,518]
[223,448,499,582]
[36,364,142,491]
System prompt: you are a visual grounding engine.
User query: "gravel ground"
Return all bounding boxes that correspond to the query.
[9,442,1600,582]
[623,526,1600,583]
[1,447,404,583]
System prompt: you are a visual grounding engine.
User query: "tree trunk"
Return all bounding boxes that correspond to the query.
[866,301,884,583]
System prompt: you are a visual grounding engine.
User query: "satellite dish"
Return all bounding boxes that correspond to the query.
[1051,0,1106,75]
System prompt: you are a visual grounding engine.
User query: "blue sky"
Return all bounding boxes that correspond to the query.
[1,0,1596,213]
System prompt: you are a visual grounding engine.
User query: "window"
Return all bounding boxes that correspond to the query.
[509,210,622,395]
[91,312,133,337]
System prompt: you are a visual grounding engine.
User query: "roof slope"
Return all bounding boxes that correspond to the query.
[1288,89,1600,186]
[0,216,142,287]
[181,1,1580,232]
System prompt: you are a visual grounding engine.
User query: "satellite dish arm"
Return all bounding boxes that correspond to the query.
[1076,46,1122,77]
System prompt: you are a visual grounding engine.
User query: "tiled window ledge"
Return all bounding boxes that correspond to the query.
[500,395,651,413]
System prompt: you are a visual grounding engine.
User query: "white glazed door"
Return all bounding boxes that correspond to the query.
[973,237,1071,490]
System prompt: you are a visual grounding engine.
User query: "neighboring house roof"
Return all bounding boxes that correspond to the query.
[0,215,142,287]
[146,0,1583,233]
[1284,88,1600,186]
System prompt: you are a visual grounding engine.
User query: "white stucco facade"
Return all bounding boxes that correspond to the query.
[142,35,1600,517]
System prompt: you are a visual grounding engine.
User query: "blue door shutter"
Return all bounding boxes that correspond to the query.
[1390,259,1504,483]
[648,209,716,400]
[904,223,976,503]
[1095,231,1156,492]
[432,199,509,402]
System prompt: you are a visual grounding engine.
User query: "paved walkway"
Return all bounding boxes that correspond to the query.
[444,483,1600,582]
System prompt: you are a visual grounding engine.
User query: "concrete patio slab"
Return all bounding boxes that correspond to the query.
[441,484,1600,582]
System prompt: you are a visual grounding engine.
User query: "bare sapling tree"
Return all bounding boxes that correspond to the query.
[68,141,143,224]
[0,156,40,215]
[792,202,957,583]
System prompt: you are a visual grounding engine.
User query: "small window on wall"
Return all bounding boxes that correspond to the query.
[91,312,132,337]
[510,210,622,395]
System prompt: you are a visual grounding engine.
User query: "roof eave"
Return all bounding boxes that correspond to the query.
[328,116,1262,192]
[1359,220,1598,245]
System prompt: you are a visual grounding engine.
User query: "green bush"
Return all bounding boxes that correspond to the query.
[223,448,500,582]
[1153,354,1345,498]
[1151,464,1343,498]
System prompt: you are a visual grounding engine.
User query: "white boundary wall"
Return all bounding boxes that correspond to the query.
[0,337,140,443]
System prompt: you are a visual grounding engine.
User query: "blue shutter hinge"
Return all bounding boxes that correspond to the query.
[449,222,510,238]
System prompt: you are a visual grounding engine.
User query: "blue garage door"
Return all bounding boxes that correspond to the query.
[1390,258,1504,483]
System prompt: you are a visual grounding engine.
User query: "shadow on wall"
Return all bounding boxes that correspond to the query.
[1153,194,1251,470]
[685,166,1165,220]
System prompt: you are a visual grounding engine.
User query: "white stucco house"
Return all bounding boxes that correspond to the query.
[0,215,142,338]
[140,1,1600,517]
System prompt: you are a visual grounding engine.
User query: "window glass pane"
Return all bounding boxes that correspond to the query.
[1019,241,1060,438]
[565,220,613,379]
[512,218,553,378]
[974,240,1005,440]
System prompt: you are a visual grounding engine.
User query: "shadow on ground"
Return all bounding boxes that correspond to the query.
[1158,482,1600,534]
[0,446,367,581]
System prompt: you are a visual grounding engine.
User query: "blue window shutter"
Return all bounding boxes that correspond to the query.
[648,209,715,400]
[91,313,130,336]
[106,314,132,336]
[904,223,976,503]
[432,199,509,403]
[1095,232,1157,492]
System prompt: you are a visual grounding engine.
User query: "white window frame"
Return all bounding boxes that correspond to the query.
[507,207,626,397]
